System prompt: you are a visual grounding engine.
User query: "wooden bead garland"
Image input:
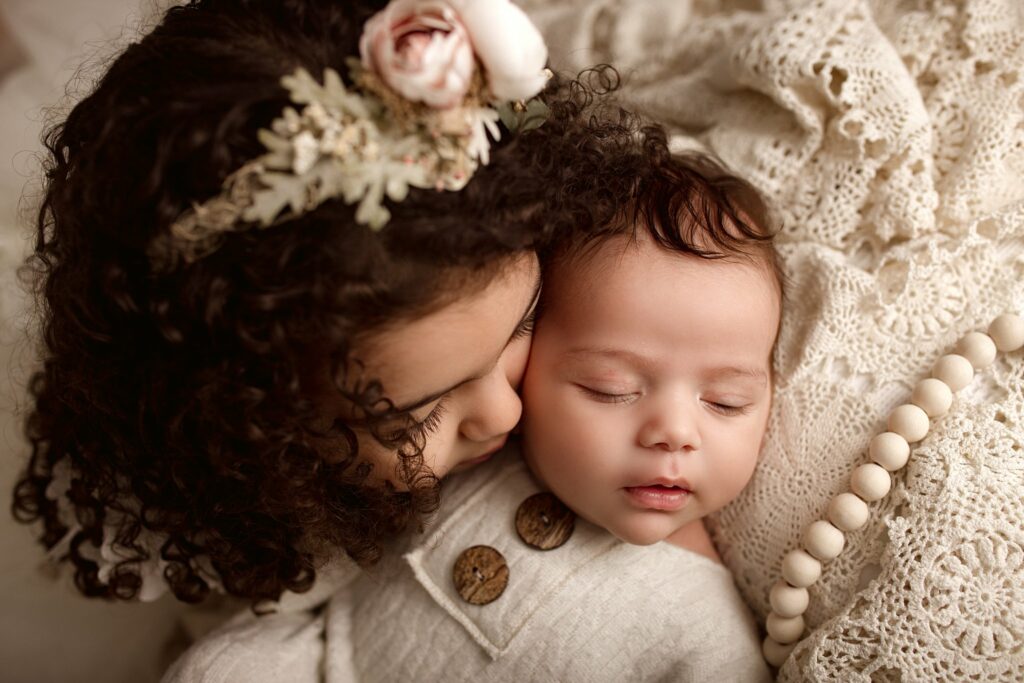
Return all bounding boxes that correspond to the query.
[803,520,845,561]
[769,580,809,618]
[956,331,997,369]
[850,463,891,501]
[760,312,1022,669]
[827,493,869,531]
[887,404,929,442]
[762,637,797,666]
[988,314,1024,352]
[766,613,806,643]
[781,549,821,587]
[931,354,973,391]
[869,432,910,471]
[911,378,953,417]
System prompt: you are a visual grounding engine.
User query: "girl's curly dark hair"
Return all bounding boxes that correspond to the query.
[9,0,703,605]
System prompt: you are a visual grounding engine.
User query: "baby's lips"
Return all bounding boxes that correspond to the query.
[629,476,693,492]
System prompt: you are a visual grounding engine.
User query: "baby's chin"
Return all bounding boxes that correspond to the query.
[600,516,682,546]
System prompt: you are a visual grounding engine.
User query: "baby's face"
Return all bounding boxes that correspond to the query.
[522,235,779,545]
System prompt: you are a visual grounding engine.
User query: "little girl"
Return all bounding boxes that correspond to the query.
[11,0,637,613]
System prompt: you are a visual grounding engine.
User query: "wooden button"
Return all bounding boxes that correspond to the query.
[515,492,575,550]
[452,545,509,605]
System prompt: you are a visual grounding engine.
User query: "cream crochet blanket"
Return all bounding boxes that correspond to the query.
[525,0,1024,679]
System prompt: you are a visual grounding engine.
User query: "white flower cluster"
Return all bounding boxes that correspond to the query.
[244,65,504,230]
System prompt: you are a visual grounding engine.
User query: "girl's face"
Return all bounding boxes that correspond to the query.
[522,236,778,545]
[323,253,541,483]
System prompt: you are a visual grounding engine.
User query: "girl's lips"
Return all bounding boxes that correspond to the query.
[624,485,692,511]
[462,452,494,467]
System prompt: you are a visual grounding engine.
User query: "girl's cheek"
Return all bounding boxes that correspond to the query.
[503,336,532,389]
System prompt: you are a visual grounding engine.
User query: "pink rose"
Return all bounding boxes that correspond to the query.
[361,0,550,109]
[360,0,476,109]
[448,0,548,101]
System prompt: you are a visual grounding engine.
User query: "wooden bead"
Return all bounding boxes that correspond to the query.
[781,549,822,587]
[850,463,892,501]
[911,377,953,417]
[803,520,845,561]
[888,404,930,442]
[828,492,870,531]
[989,313,1024,352]
[956,332,997,369]
[766,612,806,644]
[762,637,798,667]
[869,432,910,471]
[769,580,809,618]
[932,354,974,391]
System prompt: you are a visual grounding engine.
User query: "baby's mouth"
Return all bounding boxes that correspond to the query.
[624,483,692,512]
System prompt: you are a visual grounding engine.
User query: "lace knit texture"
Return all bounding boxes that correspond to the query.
[526,0,1024,679]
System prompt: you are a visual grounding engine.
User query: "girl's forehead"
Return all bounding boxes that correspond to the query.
[354,254,540,406]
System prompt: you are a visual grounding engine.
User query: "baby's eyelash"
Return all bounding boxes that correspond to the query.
[705,401,751,416]
[577,385,637,404]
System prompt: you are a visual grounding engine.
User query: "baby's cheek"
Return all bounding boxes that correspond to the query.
[526,390,589,471]
[521,349,552,410]
[717,440,762,503]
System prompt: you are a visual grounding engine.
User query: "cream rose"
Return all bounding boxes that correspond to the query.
[361,0,549,108]
[448,0,548,101]
[360,0,476,109]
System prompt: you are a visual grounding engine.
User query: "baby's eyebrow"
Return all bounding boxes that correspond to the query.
[563,347,653,369]
[705,366,769,386]
[564,350,769,386]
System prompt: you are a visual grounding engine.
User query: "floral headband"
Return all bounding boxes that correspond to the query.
[148,0,552,269]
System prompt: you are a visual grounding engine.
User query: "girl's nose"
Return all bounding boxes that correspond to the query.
[458,368,524,442]
[460,332,530,442]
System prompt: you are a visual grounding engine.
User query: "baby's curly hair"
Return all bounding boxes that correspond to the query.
[10,0,674,605]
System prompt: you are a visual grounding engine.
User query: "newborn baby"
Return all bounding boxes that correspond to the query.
[343,153,781,682]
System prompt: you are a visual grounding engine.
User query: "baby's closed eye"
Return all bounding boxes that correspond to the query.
[575,383,640,404]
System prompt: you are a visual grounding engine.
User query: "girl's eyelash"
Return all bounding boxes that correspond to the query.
[418,395,450,435]
[511,309,536,340]
[409,307,535,437]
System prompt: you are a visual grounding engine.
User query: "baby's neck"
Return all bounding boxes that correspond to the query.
[666,519,722,564]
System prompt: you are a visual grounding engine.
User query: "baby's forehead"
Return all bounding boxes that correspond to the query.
[538,234,783,359]
[542,233,779,306]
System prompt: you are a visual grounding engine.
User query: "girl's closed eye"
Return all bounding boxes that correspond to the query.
[406,307,534,439]
[417,395,450,434]
[378,396,451,442]
[510,307,536,341]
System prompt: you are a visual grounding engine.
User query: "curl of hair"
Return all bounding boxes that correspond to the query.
[11,0,669,604]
